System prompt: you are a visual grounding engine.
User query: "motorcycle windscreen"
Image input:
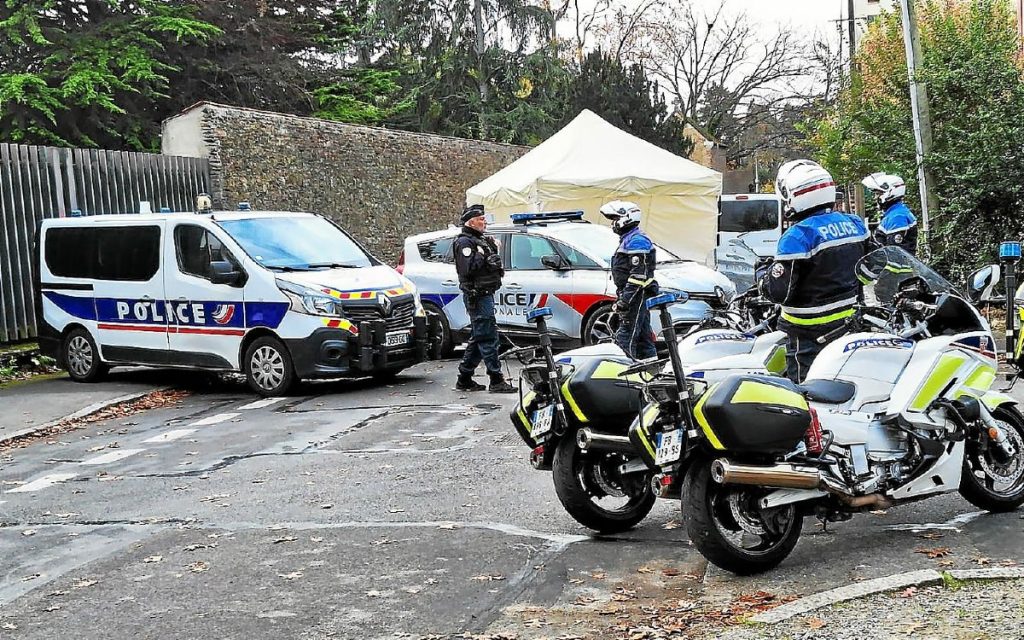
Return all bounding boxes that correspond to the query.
[693,375,810,454]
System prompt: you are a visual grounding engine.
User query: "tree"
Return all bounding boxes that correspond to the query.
[566,50,692,157]
[810,0,1024,273]
[0,0,219,148]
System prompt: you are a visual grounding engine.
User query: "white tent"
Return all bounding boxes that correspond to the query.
[466,109,723,262]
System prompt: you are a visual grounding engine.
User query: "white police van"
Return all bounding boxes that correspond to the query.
[34,205,438,396]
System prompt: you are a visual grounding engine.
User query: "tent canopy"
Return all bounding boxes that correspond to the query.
[466,109,723,262]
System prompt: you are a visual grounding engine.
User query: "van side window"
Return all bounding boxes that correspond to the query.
[45,226,160,281]
[175,225,236,280]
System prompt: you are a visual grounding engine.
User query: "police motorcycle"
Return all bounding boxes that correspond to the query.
[676,238,787,382]
[629,246,1024,574]
[505,304,689,533]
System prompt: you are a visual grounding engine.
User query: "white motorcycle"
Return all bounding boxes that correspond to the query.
[633,247,1024,573]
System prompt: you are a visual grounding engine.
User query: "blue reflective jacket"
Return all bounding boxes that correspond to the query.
[611,226,658,305]
[875,201,918,254]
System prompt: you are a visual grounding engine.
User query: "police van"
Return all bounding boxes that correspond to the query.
[34,204,438,396]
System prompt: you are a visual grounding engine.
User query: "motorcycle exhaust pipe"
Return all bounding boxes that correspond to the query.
[577,428,634,453]
[711,459,822,490]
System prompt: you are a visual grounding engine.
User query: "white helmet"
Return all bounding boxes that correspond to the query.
[600,200,642,234]
[776,159,836,219]
[861,172,906,207]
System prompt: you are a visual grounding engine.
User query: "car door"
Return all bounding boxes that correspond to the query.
[500,233,575,336]
[163,221,247,369]
[90,222,170,364]
[414,235,469,333]
[548,239,616,341]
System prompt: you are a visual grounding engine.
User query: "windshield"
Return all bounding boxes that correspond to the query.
[715,236,762,292]
[548,225,685,265]
[217,216,374,270]
[719,199,780,233]
[858,246,957,305]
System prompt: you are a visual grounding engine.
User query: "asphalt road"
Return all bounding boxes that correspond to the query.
[2,360,1024,639]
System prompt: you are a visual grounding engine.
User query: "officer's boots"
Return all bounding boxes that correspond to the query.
[455,373,486,392]
[488,373,516,394]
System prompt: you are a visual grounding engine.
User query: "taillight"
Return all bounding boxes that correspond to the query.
[806,408,824,454]
[396,250,405,274]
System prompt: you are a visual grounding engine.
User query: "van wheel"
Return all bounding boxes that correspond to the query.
[425,304,455,358]
[63,328,109,383]
[244,337,295,397]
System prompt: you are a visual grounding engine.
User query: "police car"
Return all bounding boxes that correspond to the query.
[35,204,438,396]
[398,211,736,354]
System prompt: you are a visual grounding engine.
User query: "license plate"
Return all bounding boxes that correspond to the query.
[655,429,683,466]
[532,405,555,438]
[386,331,411,347]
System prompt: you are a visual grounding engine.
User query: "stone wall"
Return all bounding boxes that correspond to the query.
[162,103,528,263]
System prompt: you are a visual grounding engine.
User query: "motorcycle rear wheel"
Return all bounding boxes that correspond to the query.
[552,431,655,533]
[682,458,803,575]
[960,406,1024,512]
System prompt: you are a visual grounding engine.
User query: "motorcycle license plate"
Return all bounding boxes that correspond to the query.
[386,331,411,347]
[655,430,683,466]
[532,405,555,438]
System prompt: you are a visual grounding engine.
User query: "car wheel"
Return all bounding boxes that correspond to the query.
[244,336,295,397]
[63,328,109,383]
[425,304,455,358]
[583,303,616,346]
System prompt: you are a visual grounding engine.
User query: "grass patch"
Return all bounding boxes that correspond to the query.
[0,345,61,386]
[941,571,965,591]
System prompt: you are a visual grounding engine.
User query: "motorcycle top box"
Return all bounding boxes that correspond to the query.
[694,374,811,454]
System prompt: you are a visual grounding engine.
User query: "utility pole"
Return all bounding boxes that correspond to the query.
[899,0,939,258]
[848,0,857,63]
[846,0,859,217]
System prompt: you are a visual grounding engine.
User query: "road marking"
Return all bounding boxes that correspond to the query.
[81,448,146,466]
[190,412,241,426]
[142,429,197,444]
[6,473,78,493]
[239,398,285,411]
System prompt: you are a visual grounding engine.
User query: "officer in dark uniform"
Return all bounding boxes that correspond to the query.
[862,172,918,255]
[601,200,659,360]
[761,161,869,383]
[453,204,515,393]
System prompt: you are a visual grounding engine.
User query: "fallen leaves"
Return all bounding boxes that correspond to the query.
[1,622,16,630]
[917,532,944,540]
[21,529,37,537]
[189,561,210,573]
[898,586,918,598]
[72,579,98,589]
[914,546,952,559]
[471,574,506,582]
[278,571,303,581]
[807,617,827,630]
[661,520,681,530]
[272,536,298,544]
[142,555,163,564]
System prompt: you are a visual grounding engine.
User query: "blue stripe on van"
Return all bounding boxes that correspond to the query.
[43,292,288,329]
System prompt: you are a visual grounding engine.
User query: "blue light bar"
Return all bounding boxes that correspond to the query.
[159,207,172,213]
[527,307,553,321]
[238,202,252,211]
[646,292,688,309]
[1000,241,1021,260]
[510,211,585,225]
[70,209,83,218]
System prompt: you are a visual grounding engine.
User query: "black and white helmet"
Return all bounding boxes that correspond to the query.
[599,200,642,234]
[862,172,906,208]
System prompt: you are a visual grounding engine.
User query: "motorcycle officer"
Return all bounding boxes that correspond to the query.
[453,204,515,393]
[862,172,918,254]
[600,200,659,360]
[760,161,869,383]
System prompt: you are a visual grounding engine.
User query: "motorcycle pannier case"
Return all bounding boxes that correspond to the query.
[693,375,810,454]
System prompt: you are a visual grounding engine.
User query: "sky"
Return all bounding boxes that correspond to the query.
[689,0,847,38]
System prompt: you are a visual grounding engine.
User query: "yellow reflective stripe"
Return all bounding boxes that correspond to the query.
[884,265,915,274]
[516,408,532,434]
[560,379,588,423]
[634,422,656,459]
[642,404,660,427]
[963,365,996,392]
[982,391,1017,411]
[781,308,855,326]
[1017,308,1024,360]
[592,360,648,383]
[857,274,872,285]
[910,354,967,411]
[693,388,726,450]
[627,277,655,287]
[732,380,808,410]
[766,346,787,374]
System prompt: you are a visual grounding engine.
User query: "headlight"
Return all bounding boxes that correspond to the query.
[399,274,426,316]
[278,280,344,317]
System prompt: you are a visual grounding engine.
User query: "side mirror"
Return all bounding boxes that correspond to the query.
[541,254,569,271]
[210,260,243,286]
[967,265,1000,304]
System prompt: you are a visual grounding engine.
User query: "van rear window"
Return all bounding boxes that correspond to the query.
[719,201,779,233]
[45,225,160,281]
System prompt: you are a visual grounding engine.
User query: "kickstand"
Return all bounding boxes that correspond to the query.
[999,371,1021,393]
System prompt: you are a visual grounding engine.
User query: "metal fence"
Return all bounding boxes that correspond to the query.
[0,144,210,344]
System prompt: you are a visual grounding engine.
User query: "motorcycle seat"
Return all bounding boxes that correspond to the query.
[798,379,856,404]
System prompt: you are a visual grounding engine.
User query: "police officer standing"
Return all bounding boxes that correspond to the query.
[760,161,869,383]
[862,172,918,254]
[600,200,659,360]
[453,204,515,393]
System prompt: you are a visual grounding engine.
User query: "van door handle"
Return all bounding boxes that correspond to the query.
[442,280,458,287]
[175,297,188,303]
[507,283,523,290]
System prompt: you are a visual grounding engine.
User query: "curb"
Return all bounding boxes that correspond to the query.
[0,388,166,447]
[751,567,1024,624]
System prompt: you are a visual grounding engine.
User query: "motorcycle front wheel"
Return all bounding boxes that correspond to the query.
[960,406,1024,512]
[552,431,655,533]
[682,458,803,575]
